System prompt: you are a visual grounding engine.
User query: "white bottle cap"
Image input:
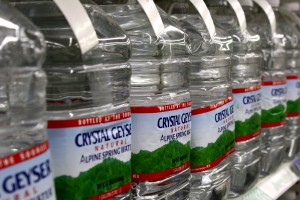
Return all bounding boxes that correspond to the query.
[239,0,254,7]
[265,0,280,8]
[282,2,300,12]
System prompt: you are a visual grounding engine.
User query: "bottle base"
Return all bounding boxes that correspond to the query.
[260,127,286,176]
[260,145,285,176]
[190,159,231,200]
[229,157,260,197]
[285,132,300,160]
[114,191,131,200]
[229,137,261,197]
[132,168,190,200]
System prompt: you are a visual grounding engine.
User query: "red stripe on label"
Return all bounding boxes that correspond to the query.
[232,85,261,94]
[261,120,286,128]
[86,182,131,200]
[48,111,131,128]
[235,130,262,142]
[0,141,49,170]
[287,75,300,80]
[287,112,300,117]
[192,97,233,115]
[131,101,192,114]
[262,80,287,86]
[132,161,190,182]
[191,147,235,173]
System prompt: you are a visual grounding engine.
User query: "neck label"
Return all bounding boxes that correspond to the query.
[53,0,98,54]
[190,0,216,38]
[137,0,165,37]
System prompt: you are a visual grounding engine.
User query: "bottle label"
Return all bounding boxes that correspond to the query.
[233,85,262,142]
[191,97,235,173]
[131,101,192,182]
[47,111,132,200]
[261,81,287,128]
[0,142,56,200]
[286,75,300,117]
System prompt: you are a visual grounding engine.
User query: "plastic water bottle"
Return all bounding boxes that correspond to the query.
[279,2,300,159]
[98,1,192,199]
[200,0,263,196]
[240,0,287,176]
[0,1,56,200]
[155,0,235,199]
[13,1,132,199]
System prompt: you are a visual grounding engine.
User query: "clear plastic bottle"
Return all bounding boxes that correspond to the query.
[98,1,192,199]
[155,1,235,199]
[240,0,287,176]
[13,1,132,199]
[200,0,263,196]
[0,1,56,199]
[278,2,300,160]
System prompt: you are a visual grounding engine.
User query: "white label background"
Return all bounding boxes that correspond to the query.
[261,84,287,110]
[234,90,261,122]
[287,79,300,101]
[191,101,234,148]
[0,150,55,200]
[48,118,131,178]
[132,107,191,153]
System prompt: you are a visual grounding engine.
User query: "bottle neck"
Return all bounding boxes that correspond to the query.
[239,0,253,7]
[93,0,129,4]
[203,0,227,6]
[281,2,300,12]
[272,7,279,11]
[265,0,280,9]
[241,5,254,12]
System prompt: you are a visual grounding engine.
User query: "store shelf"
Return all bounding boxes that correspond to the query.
[234,159,300,200]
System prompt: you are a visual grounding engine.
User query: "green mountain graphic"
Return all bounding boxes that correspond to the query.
[191,129,235,167]
[132,140,190,174]
[235,112,261,138]
[287,97,300,113]
[55,158,130,200]
[262,104,286,124]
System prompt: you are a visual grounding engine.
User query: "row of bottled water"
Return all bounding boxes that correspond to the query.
[1,0,300,199]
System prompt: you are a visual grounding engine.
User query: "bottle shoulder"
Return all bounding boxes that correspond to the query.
[99,4,191,59]
[13,2,131,66]
[0,1,46,68]
[276,10,300,49]
[245,10,287,49]
[208,7,261,53]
